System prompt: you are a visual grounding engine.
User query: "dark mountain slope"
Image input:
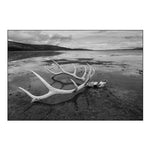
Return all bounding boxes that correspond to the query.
[8,41,91,51]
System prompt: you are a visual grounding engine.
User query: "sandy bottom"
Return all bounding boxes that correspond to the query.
[8,51,143,120]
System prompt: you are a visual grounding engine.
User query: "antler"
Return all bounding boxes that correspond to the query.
[19,64,94,103]
[45,60,95,81]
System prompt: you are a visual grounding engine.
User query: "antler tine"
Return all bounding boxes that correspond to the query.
[90,66,95,78]
[52,60,65,72]
[48,60,72,75]
[77,64,92,90]
[52,60,77,77]
[86,64,93,82]
[45,66,61,75]
[70,79,78,92]
[81,65,87,79]
[73,64,77,75]
[19,87,36,101]
[31,71,56,91]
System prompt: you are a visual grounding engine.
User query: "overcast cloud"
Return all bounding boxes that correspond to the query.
[8,30,142,50]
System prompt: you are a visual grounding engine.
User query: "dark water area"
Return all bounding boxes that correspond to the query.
[8,51,62,61]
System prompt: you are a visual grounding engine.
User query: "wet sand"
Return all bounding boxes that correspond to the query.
[8,50,143,120]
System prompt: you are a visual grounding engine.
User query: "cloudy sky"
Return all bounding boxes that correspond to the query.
[8,30,143,50]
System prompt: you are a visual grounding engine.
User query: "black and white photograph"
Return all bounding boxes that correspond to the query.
[8,30,143,120]
[1,0,150,150]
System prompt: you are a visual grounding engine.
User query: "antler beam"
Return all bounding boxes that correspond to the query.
[19,63,94,103]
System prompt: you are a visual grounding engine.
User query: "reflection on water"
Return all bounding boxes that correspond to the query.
[8,50,143,80]
[51,50,142,61]
[47,50,143,73]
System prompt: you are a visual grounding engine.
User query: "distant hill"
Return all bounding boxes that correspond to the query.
[132,47,143,50]
[8,41,91,51]
[8,41,143,51]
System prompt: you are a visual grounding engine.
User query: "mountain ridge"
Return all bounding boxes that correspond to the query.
[8,41,91,51]
[8,41,143,51]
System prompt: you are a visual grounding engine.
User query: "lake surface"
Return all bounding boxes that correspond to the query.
[8,50,143,77]
[8,50,143,120]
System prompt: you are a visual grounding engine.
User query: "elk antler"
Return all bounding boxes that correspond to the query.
[45,60,95,81]
[19,64,94,103]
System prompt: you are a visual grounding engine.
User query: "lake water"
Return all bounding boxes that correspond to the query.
[8,50,143,77]
[8,49,143,120]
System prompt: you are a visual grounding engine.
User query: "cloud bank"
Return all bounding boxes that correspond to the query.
[8,30,143,50]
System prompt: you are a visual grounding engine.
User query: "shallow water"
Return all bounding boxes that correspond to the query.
[8,50,143,120]
[8,50,143,79]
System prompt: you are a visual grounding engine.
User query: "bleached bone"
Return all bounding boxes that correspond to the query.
[19,64,93,103]
[45,60,95,81]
